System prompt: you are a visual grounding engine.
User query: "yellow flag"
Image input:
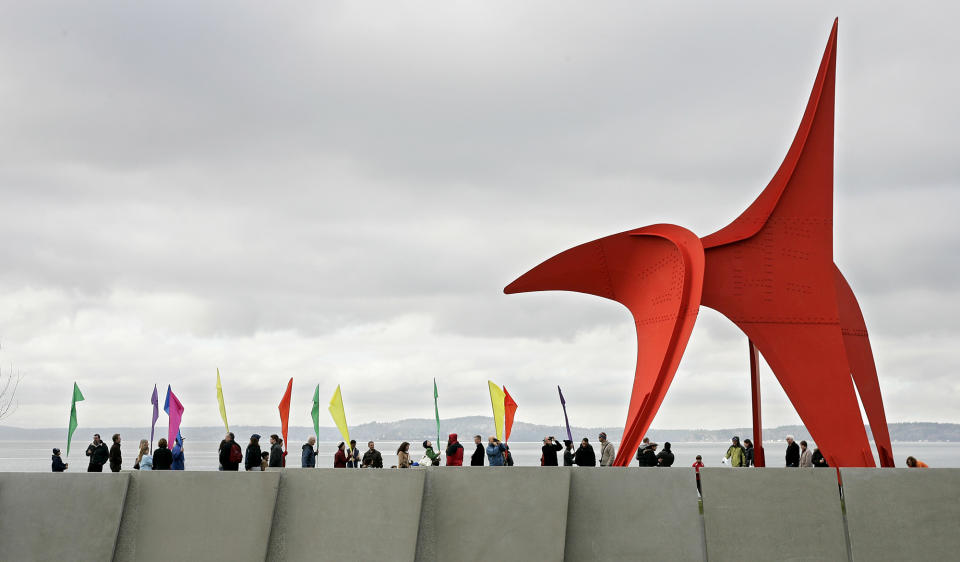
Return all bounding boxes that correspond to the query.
[216,368,229,433]
[488,381,506,441]
[328,385,351,445]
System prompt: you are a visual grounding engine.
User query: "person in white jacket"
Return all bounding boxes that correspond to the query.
[598,432,616,466]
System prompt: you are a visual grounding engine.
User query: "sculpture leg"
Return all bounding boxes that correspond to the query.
[749,339,766,467]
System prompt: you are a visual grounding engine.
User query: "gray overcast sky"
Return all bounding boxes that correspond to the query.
[1,1,957,431]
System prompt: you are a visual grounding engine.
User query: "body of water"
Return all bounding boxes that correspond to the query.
[2,440,957,472]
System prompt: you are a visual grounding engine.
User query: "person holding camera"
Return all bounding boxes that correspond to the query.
[541,436,563,466]
[486,436,507,466]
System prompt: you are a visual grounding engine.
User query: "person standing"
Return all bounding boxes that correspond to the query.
[724,436,747,467]
[302,437,318,468]
[52,448,68,472]
[108,434,122,472]
[598,433,615,467]
[574,438,597,467]
[785,435,800,467]
[638,442,658,467]
[362,441,383,468]
[692,455,704,494]
[334,442,348,468]
[219,432,242,471]
[269,435,284,468]
[171,437,185,470]
[397,442,411,468]
[743,439,755,467]
[503,444,514,466]
[422,440,440,466]
[563,440,575,466]
[657,442,675,467]
[134,440,150,470]
[811,448,829,467]
[799,440,813,467]
[541,436,562,466]
[347,440,361,468]
[245,435,262,471]
[445,434,464,466]
[152,438,173,470]
[85,434,109,472]
[471,435,485,466]
[486,437,506,466]
[260,452,269,471]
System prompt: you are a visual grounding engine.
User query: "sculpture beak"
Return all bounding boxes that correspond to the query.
[504,238,617,300]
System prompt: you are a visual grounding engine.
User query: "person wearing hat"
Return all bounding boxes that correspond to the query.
[422,440,440,466]
[598,432,616,467]
[171,435,185,470]
[562,440,575,466]
[724,436,747,467]
[245,434,262,471]
[51,448,68,472]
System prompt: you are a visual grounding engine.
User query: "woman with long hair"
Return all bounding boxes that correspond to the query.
[134,439,150,470]
[334,442,348,468]
[397,442,411,468]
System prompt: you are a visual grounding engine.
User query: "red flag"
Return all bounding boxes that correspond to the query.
[278,378,293,466]
[503,386,518,442]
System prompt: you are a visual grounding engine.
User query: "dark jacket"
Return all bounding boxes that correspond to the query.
[269,442,284,467]
[504,445,514,466]
[109,443,122,472]
[52,455,67,472]
[361,448,383,468]
[86,442,108,467]
[574,444,596,467]
[657,449,675,467]
[346,447,361,468]
[219,439,241,471]
[744,445,755,467]
[445,434,464,466]
[334,448,347,468]
[563,448,575,466]
[245,443,262,471]
[637,446,658,467]
[786,441,800,467]
[542,441,562,466]
[471,443,485,466]
[812,449,829,467]
[152,446,173,470]
[302,443,317,468]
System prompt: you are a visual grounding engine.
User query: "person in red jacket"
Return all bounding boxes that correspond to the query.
[692,455,705,495]
[333,442,348,468]
[445,433,464,466]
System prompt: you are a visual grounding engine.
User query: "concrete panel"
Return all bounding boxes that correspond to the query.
[841,468,960,561]
[564,468,705,562]
[0,472,129,561]
[415,467,570,562]
[700,468,847,562]
[114,471,280,562]
[268,468,425,562]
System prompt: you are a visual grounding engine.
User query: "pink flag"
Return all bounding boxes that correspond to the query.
[167,388,185,445]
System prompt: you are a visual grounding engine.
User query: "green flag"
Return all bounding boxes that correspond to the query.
[433,378,440,446]
[311,384,320,443]
[67,382,84,456]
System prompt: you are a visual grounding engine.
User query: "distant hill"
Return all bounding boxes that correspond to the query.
[2,418,957,443]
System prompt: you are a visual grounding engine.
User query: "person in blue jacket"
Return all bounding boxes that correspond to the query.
[171,436,185,470]
[301,437,317,468]
[51,448,68,472]
[486,436,506,466]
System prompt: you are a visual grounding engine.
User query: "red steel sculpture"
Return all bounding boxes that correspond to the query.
[504,20,894,468]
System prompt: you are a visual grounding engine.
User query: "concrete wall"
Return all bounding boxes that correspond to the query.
[267,468,424,562]
[841,468,960,561]
[700,468,848,562]
[564,467,705,562]
[114,471,281,562]
[415,467,571,562]
[0,472,129,562]
[2,467,958,562]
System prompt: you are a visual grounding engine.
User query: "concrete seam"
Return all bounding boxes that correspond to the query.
[109,473,132,562]
[263,471,285,562]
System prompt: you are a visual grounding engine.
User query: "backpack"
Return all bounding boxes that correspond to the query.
[229,442,243,464]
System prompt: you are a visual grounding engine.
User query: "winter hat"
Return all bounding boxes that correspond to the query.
[422,440,430,448]
[52,448,61,455]
[251,434,261,440]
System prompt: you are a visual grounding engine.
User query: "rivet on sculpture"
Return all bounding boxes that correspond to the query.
[504,20,894,468]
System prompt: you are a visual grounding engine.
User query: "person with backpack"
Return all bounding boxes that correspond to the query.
[724,436,747,467]
[245,434,262,471]
[219,432,242,471]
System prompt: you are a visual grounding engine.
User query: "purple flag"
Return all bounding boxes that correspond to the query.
[558,385,572,442]
[167,388,185,446]
[150,385,159,449]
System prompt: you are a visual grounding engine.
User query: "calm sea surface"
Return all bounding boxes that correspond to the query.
[2,440,958,472]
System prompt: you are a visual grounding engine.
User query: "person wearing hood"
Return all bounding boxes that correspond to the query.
[269,434,284,468]
[334,442,348,468]
[445,434,464,466]
[563,440,575,466]
[724,436,747,467]
[302,437,318,468]
[171,437,185,470]
[153,438,173,470]
[541,436,562,466]
[486,436,506,466]
[422,440,440,466]
[657,442,675,467]
[598,433,615,467]
[637,442,658,467]
[245,434,262,471]
[470,435,485,466]
[575,438,597,467]
[109,434,123,472]
[51,448,68,472]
